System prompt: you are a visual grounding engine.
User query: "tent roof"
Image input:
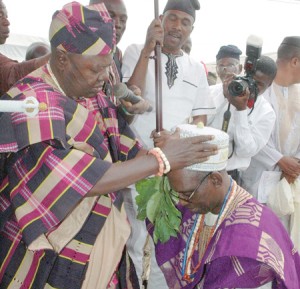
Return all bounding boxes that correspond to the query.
[0,33,49,62]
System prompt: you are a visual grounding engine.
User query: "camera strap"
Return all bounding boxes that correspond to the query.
[222,103,235,159]
[222,103,231,133]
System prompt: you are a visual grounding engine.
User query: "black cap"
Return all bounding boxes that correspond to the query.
[163,0,200,20]
[216,45,242,60]
[280,36,300,48]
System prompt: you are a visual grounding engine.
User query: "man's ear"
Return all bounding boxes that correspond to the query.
[291,56,300,68]
[56,49,68,69]
[210,172,222,187]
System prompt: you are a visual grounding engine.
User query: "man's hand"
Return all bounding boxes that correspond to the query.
[143,18,164,56]
[281,171,298,184]
[119,85,151,115]
[151,128,218,170]
[278,156,300,178]
[223,74,249,111]
[151,129,174,147]
[120,99,151,115]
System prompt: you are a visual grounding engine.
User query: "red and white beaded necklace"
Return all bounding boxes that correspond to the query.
[181,178,234,281]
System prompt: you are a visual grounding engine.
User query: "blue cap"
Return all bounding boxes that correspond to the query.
[216,45,242,60]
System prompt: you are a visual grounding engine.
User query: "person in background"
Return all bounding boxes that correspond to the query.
[0,2,218,288]
[150,124,300,289]
[181,36,210,86]
[208,45,277,184]
[122,0,215,149]
[25,41,50,61]
[207,71,217,85]
[89,0,149,120]
[0,0,50,95]
[181,36,192,55]
[89,0,127,86]
[241,36,300,243]
[121,0,215,287]
[214,44,243,83]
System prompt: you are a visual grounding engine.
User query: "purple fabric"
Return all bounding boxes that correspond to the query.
[151,185,300,289]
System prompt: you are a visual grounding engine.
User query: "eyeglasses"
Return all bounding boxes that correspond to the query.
[172,172,213,202]
[188,172,212,200]
[216,63,239,73]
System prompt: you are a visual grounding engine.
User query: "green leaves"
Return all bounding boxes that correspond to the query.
[135,176,182,244]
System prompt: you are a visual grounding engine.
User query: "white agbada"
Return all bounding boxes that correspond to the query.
[207,83,276,171]
[241,84,300,251]
[242,83,300,197]
[121,44,215,289]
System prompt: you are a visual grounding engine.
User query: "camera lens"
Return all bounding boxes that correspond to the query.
[228,79,248,97]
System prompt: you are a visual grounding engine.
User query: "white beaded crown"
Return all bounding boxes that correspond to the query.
[177,123,229,172]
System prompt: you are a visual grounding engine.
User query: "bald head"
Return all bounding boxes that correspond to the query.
[275,36,300,86]
[25,42,50,60]
[277,36,300,61]
[89,0,127,45]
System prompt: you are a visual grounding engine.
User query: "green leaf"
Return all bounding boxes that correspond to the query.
[146,191,163,223]
[135,175,182,243]
[154,214,174,244]
[135,177,160,220]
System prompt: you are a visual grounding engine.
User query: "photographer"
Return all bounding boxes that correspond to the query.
[208,45,277,183]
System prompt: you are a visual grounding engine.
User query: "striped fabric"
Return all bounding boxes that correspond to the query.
[152,184,300,289]
[102,47,124,105]
[0,64,141,289]
[49,2,115,56]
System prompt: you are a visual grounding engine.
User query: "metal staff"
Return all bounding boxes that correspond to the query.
[0,97,43,117]
[154,0,163,132]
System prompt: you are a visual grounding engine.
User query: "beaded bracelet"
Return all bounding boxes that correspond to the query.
[153,147,171,174]
[148,148,164,177]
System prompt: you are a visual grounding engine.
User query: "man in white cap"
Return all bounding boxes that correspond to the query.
[148,124,300,289]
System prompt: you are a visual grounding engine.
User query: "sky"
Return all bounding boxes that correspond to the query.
[5,0,300,64]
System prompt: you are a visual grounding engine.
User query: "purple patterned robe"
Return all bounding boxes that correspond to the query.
[149,182,300,289]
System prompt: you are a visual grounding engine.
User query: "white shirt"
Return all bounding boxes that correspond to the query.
[122,44,216,148]
[208,83,276,171]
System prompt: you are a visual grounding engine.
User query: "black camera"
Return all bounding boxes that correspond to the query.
[228,35,263,100]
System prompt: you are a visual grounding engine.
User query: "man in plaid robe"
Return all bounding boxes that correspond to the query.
[0,2,217,289]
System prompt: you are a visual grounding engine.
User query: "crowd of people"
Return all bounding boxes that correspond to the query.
[0,0,300,288]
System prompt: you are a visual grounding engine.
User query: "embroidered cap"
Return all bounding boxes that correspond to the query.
[163,0,200,20]
[49,1,115,56]
[216,44,242,60]
[177,124,229,172]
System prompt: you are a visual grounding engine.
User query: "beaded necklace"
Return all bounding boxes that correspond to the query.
[47,63,65,95]
[181,177,233,281]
